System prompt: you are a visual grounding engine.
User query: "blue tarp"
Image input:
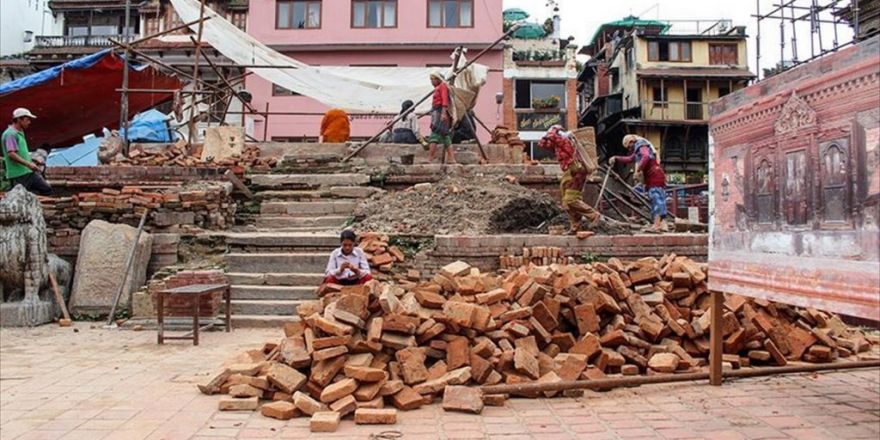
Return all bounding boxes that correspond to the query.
[122,109,175,143]
[46,137,101,167]
[0,50,110,96]
[46,110,175,167]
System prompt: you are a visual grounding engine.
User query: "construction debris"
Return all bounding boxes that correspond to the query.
[355,176,565,235]
[101,138,276,172]
[500,246,575,269]
[39,183,235,232]
[196,255,876,432]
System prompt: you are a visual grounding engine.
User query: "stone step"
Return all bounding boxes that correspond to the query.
[260,200,359,216]
[226,232,339,249]
[250,173,370,189]
[232,314,301,328]
[226,272,325,286]
[228,299,305,316]
[231,285,317,300]
[255,215,350,229]
[226,252,328,273]
[257,187,382,201]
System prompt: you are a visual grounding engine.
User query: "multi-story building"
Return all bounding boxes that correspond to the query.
[579,16,754,180]
[1,0,62,59]
[28,0,247,68]
[500,11,579,160]
[245,0,504,142]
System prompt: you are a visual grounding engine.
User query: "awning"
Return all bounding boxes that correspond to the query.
[637,68,755,79]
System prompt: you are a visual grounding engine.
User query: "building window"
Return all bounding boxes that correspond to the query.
[709,44,738,65]
[277,0,321,29]
[273,84,301,96]
[428,0,473,28]
[651,85,667,107]
[821,142,850,223]
[515,80,566,110]
[228,11,247,31]
[144,16,161,36]
[755,158,774,224]
[353,0,397,28]
[648,41,692,62]
[718,85,731,97]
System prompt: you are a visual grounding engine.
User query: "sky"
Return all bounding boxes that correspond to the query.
[501,0,855,79]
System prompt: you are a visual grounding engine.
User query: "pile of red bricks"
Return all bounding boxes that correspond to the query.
[112,144,276,173]
[39,184,235,232]
[499,246,574,269]
[359,232,406,277]
[197,255,875,432]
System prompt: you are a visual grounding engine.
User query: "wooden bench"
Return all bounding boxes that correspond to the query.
[157,283,231,345]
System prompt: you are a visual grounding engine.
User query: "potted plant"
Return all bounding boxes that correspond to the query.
[532,96,561,110]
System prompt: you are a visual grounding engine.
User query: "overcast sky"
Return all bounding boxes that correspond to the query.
[502,0,855,79]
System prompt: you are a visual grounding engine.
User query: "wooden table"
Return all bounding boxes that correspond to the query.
[157,283,231,346]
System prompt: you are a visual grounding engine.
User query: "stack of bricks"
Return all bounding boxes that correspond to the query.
[499,246,574,269]
[147,270,227,317]
[196,255,876,432]
[112,144,276,173]
[358,233,406,280]
[39,184,235,233]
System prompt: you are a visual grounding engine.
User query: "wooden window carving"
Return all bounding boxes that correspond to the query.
[820,141,850,223]
[783,149,809,225]
[755,158,775,224]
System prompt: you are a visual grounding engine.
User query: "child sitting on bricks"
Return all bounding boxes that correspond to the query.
[322,230,373,287]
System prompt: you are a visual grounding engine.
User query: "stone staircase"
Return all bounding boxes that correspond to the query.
[224,172,376,327]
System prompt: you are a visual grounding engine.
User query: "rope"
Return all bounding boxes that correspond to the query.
[369,430,403,440]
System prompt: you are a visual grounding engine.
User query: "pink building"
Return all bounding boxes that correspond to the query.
[245,0,504,142]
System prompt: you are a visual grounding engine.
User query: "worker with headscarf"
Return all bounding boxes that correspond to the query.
[610,134,668,232]
[538,125,600,235]
[391,100,421,144]
[426,72,456,164]
[320,108,351,143]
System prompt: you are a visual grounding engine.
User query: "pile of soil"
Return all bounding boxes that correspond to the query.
[354,176,564,235]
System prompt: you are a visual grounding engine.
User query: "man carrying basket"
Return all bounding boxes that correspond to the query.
[538,125,601,235]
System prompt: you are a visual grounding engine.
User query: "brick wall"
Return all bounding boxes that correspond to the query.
[502,78,516,128]
[46,166,227,193]
[394,233,708,279]
[566,79,578,130]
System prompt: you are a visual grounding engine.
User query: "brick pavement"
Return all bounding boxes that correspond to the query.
[0,324,877,440]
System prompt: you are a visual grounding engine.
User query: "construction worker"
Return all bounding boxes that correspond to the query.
[538,125,600,235]
[2,108,53,196]
[320,108,351,143]
[610,135,668,232]
[426,72,456,164]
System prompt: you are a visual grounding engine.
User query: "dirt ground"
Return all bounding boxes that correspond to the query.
[1,323,878,440]
[354,176,631,235]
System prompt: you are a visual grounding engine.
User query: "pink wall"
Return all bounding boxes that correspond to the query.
[243,0,504,142]
[246,49,502,141]
[248,0,503,47]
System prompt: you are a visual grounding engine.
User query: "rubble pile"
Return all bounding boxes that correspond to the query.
[40,183,235,232]
[354,177,564,235]
[357,232,406,277]
[197,255,876,431]
[107,143,276,172]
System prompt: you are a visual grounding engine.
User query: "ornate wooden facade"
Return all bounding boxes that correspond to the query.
[708,36,880,321]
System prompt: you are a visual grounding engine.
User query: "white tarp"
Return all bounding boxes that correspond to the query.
[169,0,488,114]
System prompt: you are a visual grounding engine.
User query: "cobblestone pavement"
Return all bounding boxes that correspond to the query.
[1,324,878,440]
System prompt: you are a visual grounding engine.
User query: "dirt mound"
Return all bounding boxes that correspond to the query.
[354,177,564,235]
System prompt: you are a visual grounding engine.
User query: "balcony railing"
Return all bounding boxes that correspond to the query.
[34,34,137,48]
[641,100,709,121]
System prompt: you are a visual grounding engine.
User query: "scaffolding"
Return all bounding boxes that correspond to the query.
[753,0,860,81]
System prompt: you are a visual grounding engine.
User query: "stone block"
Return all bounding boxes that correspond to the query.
[442,385,484,414]
[310,411,341,432]
[354,408,398,425]
[260,401,297,420]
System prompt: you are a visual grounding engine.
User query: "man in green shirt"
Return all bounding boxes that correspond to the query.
[2,108,53,196]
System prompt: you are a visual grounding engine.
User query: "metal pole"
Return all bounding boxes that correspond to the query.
[480,360,880,395]
[120,0,132,157]
[105,209,149,327]
[853,0,860,42]
[756,0,762,81]
[187,0,208,146]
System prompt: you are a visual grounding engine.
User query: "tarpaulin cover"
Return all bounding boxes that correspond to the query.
[170,0,488,114]
[46,137,101,167]
[121,109,175,143]
[0,50,181,148]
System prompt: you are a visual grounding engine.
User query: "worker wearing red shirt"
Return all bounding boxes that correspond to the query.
[610,135,668,232]
[538,125,600,234]
[426,72,456,164]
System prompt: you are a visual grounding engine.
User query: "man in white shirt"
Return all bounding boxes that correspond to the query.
[322,230,373,286]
